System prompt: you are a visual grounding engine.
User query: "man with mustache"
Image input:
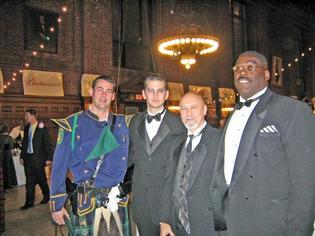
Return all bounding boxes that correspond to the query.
[160,92,220,236]
[210,51,315,236]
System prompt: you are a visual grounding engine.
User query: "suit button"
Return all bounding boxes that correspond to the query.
[84,169,88,173]
[244,196,249,200]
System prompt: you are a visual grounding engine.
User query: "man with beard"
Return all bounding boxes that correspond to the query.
[160,93,220,236]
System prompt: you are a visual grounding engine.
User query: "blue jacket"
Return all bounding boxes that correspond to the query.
[50,110,129,212]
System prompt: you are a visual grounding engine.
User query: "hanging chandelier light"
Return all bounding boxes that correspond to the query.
[157,24,219,69]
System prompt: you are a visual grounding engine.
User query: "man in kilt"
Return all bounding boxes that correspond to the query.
[50,75,131,236]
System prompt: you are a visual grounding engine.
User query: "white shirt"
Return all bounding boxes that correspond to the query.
[185,121,207,152]
[224,87,267,185]
[145,108,166,141]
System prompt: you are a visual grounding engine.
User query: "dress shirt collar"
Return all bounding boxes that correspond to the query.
[147,107,165,116]
[240,87,267,102]
[187,121,207,136]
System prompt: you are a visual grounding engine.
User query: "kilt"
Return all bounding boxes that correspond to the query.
[65,189,130,236]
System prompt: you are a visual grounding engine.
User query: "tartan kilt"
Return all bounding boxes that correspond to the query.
[64,191,131,236]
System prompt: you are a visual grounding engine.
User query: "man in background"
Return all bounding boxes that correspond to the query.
[20,108,53,210]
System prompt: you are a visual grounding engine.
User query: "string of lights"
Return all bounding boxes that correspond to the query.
[3,5,68,91]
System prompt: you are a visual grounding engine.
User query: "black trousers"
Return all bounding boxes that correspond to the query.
[24,154,49,205]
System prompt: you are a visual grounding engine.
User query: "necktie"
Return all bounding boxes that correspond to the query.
[235,96,260,110]
[185,134,194,154]
[146,109,165,123]
[27,126,33,154]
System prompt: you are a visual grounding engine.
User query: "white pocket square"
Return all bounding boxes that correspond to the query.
[259,125,278,133]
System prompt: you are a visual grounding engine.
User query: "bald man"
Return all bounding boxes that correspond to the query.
[160,93,221,236]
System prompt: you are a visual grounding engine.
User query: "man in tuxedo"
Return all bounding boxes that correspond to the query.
[160,92,221,236]
[129,73,186,236]
[210,51,315,236]
[20,109,53,210]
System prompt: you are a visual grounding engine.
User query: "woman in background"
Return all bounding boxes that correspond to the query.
[1,125,17,190]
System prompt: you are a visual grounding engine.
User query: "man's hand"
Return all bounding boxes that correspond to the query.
[45,160,52,166]
[51,207,69,225]
[160,222,175,236]
[19,159,24,166]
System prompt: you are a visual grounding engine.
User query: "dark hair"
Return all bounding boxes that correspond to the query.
[0,124,8,134]
[144,73,168,90]
[237,51,268,69]
[26,108,37,117]
[92,75,116,90]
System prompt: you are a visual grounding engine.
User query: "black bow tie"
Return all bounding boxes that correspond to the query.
[146,109,165,123]
[235,97,260,110]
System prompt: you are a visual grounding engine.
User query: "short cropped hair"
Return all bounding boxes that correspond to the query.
[237,51,268,69]
[143,73,168,90]
[26,108,37,117]
[0,124,8,134]
[92,75,117,90]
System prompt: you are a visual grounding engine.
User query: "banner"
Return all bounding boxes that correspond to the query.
[0,69,3,93]
[23,69,64,96]
[81,74,100,97]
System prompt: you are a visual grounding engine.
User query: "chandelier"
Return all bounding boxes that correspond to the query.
[157,24,219,69]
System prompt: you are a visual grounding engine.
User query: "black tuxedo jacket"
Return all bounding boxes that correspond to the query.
[210,89,315,236]
[128,110,186,224]
[21,123,53,168]
[160,124,221,236]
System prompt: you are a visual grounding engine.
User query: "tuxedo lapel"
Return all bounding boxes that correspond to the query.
[188,141,207,189]
[229,89,273,192]
[188,126,211,189]
[149,111,171,154]
[137,113,150,154]
[212,112,233,188]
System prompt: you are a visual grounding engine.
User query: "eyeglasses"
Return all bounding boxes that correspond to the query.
[145,88,166,95]
[232,63,265,73]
